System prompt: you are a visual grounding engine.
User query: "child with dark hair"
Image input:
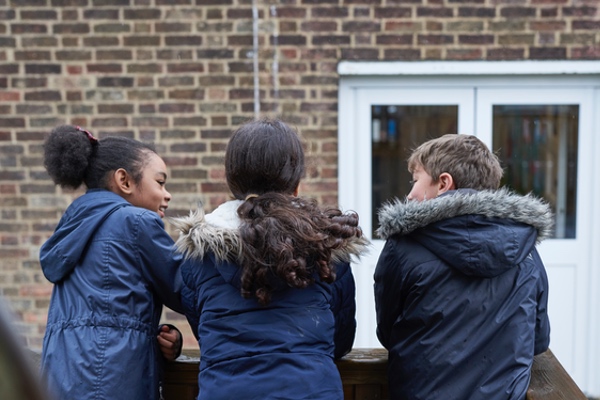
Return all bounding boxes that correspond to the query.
[173,118,367,400]
[374,134,552,399]
[40,125,184,400]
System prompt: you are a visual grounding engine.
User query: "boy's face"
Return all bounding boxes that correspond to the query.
[407,165,441,202]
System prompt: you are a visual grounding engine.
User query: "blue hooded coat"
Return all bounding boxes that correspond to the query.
[374,189,552,400]
[172,200,366,400]
[39,189,184,400]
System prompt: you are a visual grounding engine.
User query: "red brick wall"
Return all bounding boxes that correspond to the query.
[1,0,599,348]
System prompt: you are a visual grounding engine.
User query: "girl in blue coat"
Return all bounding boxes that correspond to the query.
[40,125,184,400]
[172,118,367,400]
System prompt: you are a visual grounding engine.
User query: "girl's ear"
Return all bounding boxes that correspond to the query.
[437,172,455,195]
[111,168,134,195]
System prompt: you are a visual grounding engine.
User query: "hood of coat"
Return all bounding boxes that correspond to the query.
[171,200,369,277]
[376,188,554,278]
[40,190,131,283]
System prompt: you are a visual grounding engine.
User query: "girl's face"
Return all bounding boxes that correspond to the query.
[128,153,172,218]
[407,165,440,202]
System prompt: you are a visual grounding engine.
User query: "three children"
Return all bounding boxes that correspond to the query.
[40,122,552,399]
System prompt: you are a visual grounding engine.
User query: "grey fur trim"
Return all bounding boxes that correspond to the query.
[170,209,243,263]
[376,187,554,242]
[170,209,370,264]
[331,235,371,264]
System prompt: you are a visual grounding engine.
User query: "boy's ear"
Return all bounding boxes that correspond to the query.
[111,168,134,195]
[437,172,455,195]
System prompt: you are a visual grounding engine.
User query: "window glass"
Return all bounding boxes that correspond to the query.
[371,105,458,236]
[492,105,579,238]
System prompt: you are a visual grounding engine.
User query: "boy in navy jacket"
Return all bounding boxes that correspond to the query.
[374,134,552,400]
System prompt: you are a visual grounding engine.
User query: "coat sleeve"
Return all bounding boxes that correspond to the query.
[136,212,185,314]
[330,262,356,359]
[373,239,404,350]
[532,249,550,355]
[180,259,200,340]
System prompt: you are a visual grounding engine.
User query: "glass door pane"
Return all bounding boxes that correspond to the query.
[371,105,458,236]
[477,86,594,383]
[338,86,473,348]
[492,105,579,238]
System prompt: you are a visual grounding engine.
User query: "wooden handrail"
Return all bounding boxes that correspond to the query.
[527,349,587,399]
[163,348,587,400]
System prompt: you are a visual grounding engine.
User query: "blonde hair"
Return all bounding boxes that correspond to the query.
[408,134,503,190]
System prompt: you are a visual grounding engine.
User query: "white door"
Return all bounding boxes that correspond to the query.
[339,77,600,395]
[476,88,594,390]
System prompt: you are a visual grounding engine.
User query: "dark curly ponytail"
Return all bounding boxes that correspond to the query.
[225,118,363,305]
[44,125,157,190]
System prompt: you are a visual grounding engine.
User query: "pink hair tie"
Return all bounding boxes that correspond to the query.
[76,126,98,144]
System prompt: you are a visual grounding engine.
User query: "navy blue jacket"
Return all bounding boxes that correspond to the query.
[40,190,183,400]
[172,200,365,400]
[375,189,552,400]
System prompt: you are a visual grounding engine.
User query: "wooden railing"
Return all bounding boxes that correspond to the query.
[527,350,588,400]
[163,348,588,400]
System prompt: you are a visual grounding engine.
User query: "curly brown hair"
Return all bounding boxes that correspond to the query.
[226,118,363,305]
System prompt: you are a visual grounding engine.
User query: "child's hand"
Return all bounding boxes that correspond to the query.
[157,324,182,361]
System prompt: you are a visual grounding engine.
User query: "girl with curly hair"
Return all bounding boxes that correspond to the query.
[173,118,367,400]
[40,125,184,400]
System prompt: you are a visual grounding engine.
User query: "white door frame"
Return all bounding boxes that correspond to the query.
[338,61,600,395]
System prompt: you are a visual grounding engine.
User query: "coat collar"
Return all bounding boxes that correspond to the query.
[171,200,369,264]
[171,200,244,264]
[376,187,554,242]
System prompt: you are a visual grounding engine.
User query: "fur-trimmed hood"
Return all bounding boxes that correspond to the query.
[171,200,245,264]
[377,188,553,241]
[376,188,554,278]
[171,200,369,265]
